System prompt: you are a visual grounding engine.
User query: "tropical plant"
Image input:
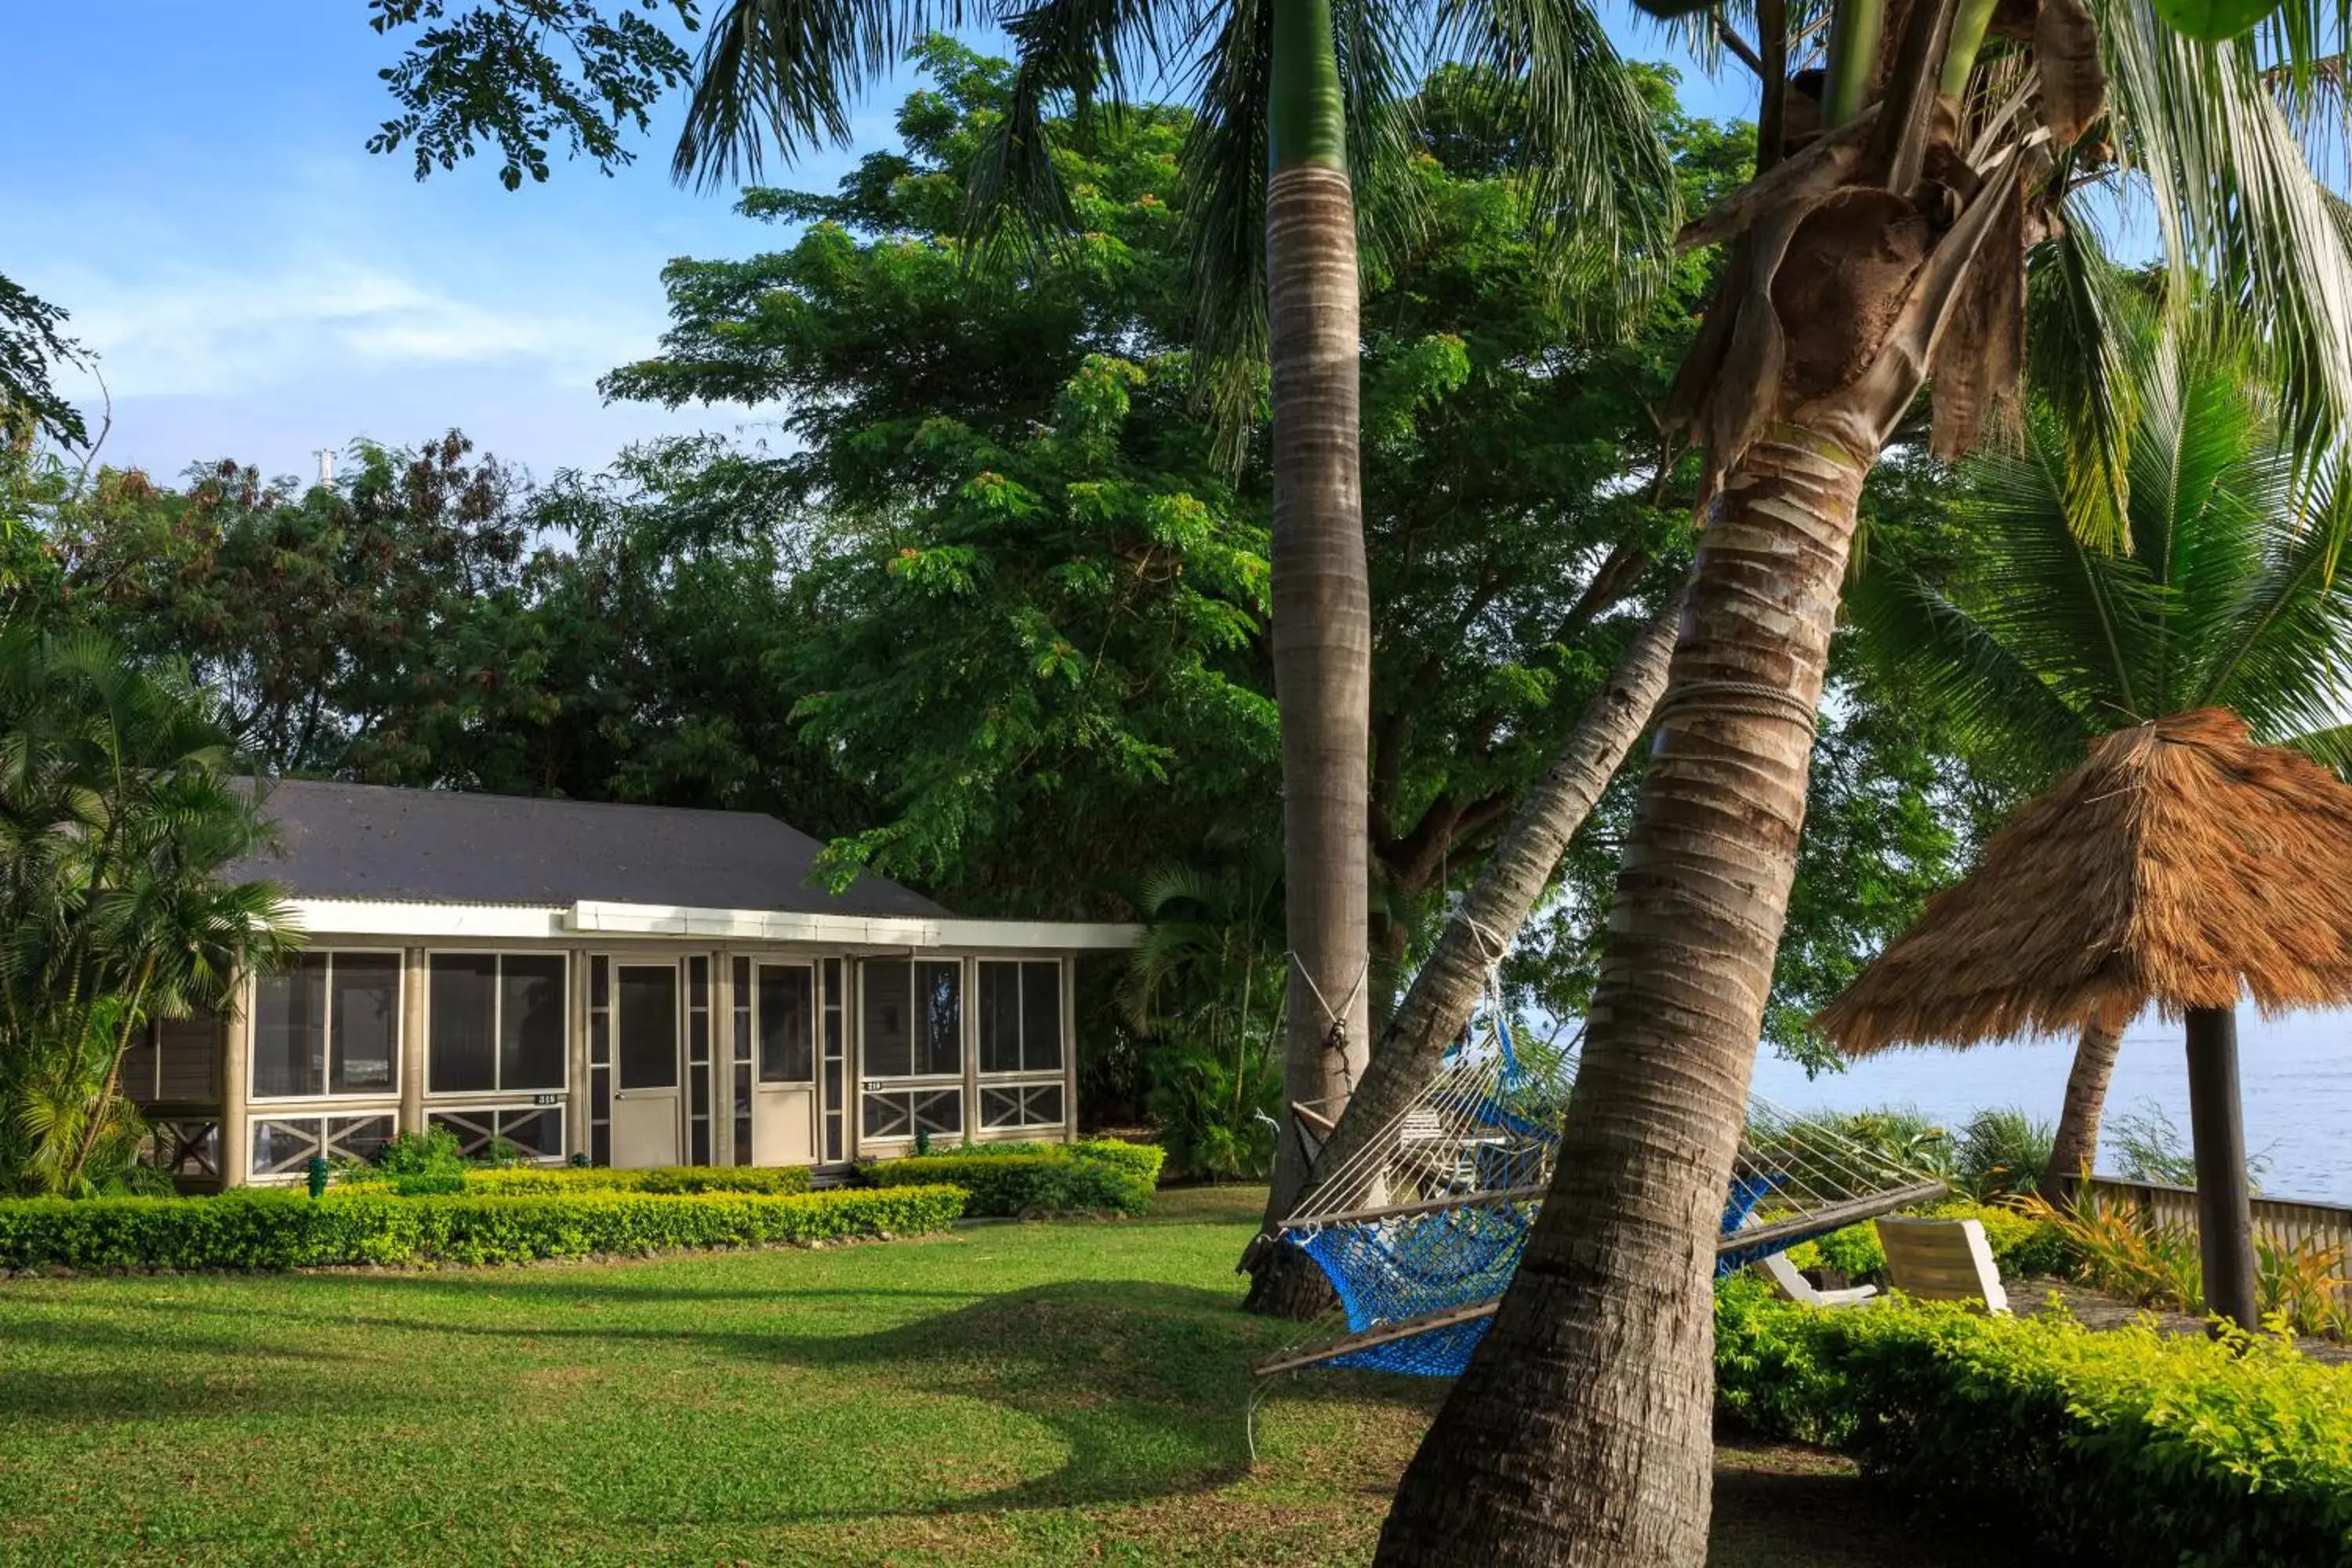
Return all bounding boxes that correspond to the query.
[1851,307,2352,1192]
[1381,0,2352,1552]
[1952,1105,2056,1199]
[1115,855,1287,1180]
[0,626,299,1196]
[2107,1095,2269,1189]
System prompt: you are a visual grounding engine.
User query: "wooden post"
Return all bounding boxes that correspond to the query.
[220,971,251,1189]
[400,948,426,1137]
[2184,1006,2259,1334]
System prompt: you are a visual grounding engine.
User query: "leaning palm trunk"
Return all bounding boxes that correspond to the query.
[1243,593,1681,1316]
[2043,1011,2127,1192]
[1261,0,1374,1223]
[1376,427,1871,1566]
[1374,5,2070,1551]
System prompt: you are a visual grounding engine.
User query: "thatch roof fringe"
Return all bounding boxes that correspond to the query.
[1815,709,2352,1054]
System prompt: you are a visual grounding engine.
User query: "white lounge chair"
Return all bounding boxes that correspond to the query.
[1755,1248,1879,1308]
[1875,1216,2010,1313]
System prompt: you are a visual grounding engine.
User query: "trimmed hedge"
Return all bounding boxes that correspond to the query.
[1793,1197,2078,1281]
[862,1139,1161,1218]
[454,1164,814,1197]
[0,1184,964,1272]
[1715,1279,2352,1566]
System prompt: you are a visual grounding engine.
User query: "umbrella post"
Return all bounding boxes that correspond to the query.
[2183,1006,2259,1334]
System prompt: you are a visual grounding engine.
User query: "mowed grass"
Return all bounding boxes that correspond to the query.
[0,1185,2005,1566]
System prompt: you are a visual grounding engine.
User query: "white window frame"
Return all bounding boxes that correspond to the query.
[857,956,964,1145]
[423,949,573,1098]
[248,1110,400,1181]
[974,956,1065,1079]
[425,1103,568,1163]
[247,948,407,1104]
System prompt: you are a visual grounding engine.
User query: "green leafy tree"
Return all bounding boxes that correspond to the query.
[0,627,298,1196]
[1849,303,2352,1192]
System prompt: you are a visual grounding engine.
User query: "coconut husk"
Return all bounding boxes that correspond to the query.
[1816,709,2352,1053]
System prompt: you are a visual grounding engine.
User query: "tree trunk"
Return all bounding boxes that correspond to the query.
[2042,1011,2125,1195]
[1261,0,1372,1225]
[1243,594,1680,1316]
[1374,426,1871,1567]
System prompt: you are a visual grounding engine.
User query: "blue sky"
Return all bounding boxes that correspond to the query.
[4,3,1749,485]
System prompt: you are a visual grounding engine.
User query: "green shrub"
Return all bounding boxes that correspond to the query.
[0,1184,962,1272]
[1714,1284,2352,1567]
[374,1128,467,1181]
[459,1165,814,1197]
[863,1149,1152,1217]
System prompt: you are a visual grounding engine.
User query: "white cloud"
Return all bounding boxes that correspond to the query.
[45,254,666,403]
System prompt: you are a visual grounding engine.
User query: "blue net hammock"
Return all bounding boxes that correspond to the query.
[1259,1017,1946,1382]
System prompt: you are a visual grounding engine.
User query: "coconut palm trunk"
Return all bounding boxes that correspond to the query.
[1245,593,1680,1315]
[2043,1013,2126,1192]
[1261,0,1374,1221]
[1375,426,1871,1566]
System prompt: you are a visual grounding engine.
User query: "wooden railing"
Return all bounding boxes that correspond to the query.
[2080,1175,2352,1282]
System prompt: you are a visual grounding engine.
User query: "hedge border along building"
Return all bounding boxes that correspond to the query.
[125,781,1141,1189]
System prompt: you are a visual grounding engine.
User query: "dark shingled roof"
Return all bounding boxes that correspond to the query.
[227,779,950,918]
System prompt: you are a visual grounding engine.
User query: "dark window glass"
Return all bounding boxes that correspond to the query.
[157,1011,220,1100]
[330,954,400,1094]
[429,955,497,1092]
[590,956,608,1009]
[120,1027,160,1102]
[913,1087,962,1135]
[501,955,567,1090]
[502,1108,563,1160]
[590,1074,609,1120]
[978,964,1022,1075]
[252,956,328,1097]
[326,1113,395,1163]
[757,966,815,1083]
[918,960,960,1076]
[862,1091,911,1140]
[1028,1083,1064,1126]
[429,1109,494,1159]
[251,1117,318,1176]
[732,1063,753,1167]
[591,1122,611,1167]
[617,966,678,1089]
[861,961,912,1077]
[1021,962,1063,1072]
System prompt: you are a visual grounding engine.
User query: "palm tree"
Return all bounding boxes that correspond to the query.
[670,0,1679,1225]
[1849,301,2352,1195]
[1374,0,2352,1560]
[0,626,299,1195]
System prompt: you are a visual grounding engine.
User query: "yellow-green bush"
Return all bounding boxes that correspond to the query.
[1715,1279,2352,1566]
[456,1164,814,1197]
[861,1139,1161,1217]
[0,1184,961,1272]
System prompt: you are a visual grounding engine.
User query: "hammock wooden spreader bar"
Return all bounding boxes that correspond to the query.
[1254,1301,1501,1378]
[1723,1180,1950,1258]
[1276,1185,1551,1234]
[1252,1178,1953,1379]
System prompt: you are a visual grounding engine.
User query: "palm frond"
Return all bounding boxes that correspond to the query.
[2023,198,2155,550]
[2096,2,2352,459]
[673,0,977,191]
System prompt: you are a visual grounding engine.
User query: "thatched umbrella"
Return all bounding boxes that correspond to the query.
[1815,708,2352,1331]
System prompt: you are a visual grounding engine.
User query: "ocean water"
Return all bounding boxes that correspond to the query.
[1747,1002,2352,1206]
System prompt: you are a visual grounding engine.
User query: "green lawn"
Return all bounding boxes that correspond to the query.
[0,1185,2005,1566]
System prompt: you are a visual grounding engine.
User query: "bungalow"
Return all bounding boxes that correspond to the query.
[125,782,1140,1188]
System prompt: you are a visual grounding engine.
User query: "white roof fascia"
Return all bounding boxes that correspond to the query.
[567,900,1142,949]
[289,899,568,939]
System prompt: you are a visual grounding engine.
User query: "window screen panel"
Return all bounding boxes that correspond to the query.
[329,954,400,1095]
[757,966,815,1083]
[430,955,498,1092]
[917,960,961,1076]
[617,966,679,1089]
[978,963,1022,1075]
[861,961,912,1077]
[119,1028,160,1102]
[156,1011,220,1100]
[252,956,327,1098]
[1020,962,1062,1072]
[501,1107,562,1160]
[500,955,567,1090]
